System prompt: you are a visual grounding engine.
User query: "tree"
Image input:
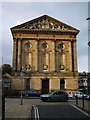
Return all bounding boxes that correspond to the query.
[2,64,12,75]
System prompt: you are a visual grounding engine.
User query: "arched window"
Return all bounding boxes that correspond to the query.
[60,79,65,90]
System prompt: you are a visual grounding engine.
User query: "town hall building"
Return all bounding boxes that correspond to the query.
[11,15,79,93]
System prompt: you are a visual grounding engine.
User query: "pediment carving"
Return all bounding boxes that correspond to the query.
[21,18,71,31]
[11,15,79,33]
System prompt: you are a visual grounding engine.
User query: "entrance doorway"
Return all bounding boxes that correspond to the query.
[60,79,65,90]
[42,78,49,94]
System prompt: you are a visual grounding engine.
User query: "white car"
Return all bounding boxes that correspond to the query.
[74,92,86,99]
[68,91,78,98]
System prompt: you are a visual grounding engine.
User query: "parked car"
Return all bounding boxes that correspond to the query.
[22,90,42,97]
[68,91,78,98]
[40,90,68,102]
[74,92,86,99]
[84,95,90,100]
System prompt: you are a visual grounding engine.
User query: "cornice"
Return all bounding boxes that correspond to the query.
[11,29,79,35]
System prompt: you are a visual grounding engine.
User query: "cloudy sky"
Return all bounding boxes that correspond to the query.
[1,1,90,72]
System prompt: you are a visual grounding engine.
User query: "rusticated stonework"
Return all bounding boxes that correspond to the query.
[11,15,80,93]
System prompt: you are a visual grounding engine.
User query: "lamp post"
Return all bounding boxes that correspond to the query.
[87,17,90,94]
[87,17,90,47]
[20,67,24,105]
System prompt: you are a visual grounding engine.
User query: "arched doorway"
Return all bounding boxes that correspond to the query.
[60,79,65,90]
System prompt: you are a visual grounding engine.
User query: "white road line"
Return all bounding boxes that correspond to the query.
[32,105,37,120]
[70,103,90,118]
[32,105,40,120]
[36,106,40,120]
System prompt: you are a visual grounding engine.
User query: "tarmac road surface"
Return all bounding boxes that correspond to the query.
[31,102,90,120]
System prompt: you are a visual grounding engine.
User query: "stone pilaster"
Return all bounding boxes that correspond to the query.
[54,40,56,71]
[29,52,32,66]
[69,41,73,71]
[46,52,49,70]
[73,41,78,72]
[12,38,17,71]
[17,39,21,71]
[35,40,38,71]
[62,53,65,69]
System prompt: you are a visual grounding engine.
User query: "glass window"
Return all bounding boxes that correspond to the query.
[25,43,32,49]
[58,44,65,50]
[58,91,64,95]
[41,43,48,49]
[26,79,30,90]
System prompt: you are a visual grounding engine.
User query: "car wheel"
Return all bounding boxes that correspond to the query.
[26,94,29,97]
[47,97,51,102]
[42,98,47,102]
[64,98,68,102]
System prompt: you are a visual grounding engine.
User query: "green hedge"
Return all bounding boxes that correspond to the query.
[4,89,21,97]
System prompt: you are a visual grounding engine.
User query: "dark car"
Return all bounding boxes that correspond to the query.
[22,90,42,97]
[40,90,68,102]
[84,95,90,100]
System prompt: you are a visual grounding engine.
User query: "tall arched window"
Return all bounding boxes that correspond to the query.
[60,79,65,90]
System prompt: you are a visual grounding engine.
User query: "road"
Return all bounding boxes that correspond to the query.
[5,98,90,120]
[37,104,89,119]
[30,99,90,120]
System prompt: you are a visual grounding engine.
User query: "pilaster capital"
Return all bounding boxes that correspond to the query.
[14,38,17,42]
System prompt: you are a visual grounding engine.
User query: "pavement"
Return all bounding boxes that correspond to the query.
[5,98,32,119]
[69,99,90,115]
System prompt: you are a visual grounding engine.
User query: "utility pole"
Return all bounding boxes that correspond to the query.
[87,16,90,94]
[2,57,5,120]
[87,17,90,46]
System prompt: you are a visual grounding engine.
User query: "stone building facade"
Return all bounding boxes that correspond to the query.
[11,15,79,93]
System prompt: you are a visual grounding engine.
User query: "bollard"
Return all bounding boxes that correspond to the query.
[20,94,23,105]
[76,95,78,105]
[82,95,85,107]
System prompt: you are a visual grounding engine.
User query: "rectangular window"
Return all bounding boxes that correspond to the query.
[25,79,30,90]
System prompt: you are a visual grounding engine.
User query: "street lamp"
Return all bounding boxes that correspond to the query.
[88,41,90,46]
[87,17,90,47]
[86,17,90,20]
[20,67,24,105]
[87,17,90,94]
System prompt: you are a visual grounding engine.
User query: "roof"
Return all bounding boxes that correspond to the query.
[11,15,79,35]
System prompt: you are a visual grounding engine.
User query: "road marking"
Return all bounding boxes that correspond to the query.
[32,105,40,120]
[70,103,90,118]
[32,105,37,119]
[36,106,40,120]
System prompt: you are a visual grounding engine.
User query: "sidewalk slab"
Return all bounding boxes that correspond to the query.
[5,98,32,119]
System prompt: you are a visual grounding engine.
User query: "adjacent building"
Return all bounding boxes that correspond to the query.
[11,15,79,93]
[78,72,88,93]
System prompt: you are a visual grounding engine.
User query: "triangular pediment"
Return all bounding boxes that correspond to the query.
[11,15,79,33]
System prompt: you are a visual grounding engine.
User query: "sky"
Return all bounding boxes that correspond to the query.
[1,1,90,72]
